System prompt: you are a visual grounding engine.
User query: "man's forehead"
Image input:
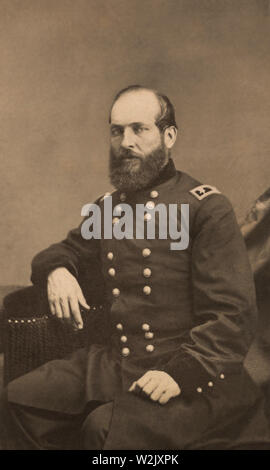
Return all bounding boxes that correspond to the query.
[110,90,161,125]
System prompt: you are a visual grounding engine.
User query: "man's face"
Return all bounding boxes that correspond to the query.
[109,90,169,191]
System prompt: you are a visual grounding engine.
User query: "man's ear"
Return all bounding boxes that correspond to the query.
[163,126,177,149]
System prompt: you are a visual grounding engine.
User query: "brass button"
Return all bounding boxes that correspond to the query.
[114,205,122,216]
[196,387,203,393]
[116,323,123,331]
[143,268,151,278]
[220,373,225,380]
[142,248,151,257]
[145,331,154,339]
[122,347,130,357]
[146,344,154,352]
[120,335,127,343]
[142,323,150,332]
[107,252,114,260]
[208,381,214,388]
[112,288,120,297]
[143,285,151,295]
[112,217,120,224]
[120,193,126,202]
[144,213,152,222]
[108,268,116,277]
[146,201,155,210]
[150,190,159,198]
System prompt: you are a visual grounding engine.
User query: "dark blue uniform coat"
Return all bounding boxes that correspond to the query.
[7,160,270,449]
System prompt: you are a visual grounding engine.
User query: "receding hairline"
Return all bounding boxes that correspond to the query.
[109,85,178,130]
[110,87,162,121]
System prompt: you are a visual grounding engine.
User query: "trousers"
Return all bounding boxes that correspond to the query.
[2,391,113,450]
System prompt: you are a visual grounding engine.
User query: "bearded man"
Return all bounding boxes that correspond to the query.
[4,85,270,449]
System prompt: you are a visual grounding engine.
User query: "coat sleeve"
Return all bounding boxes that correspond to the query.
[162,194,258,397]
[31,216,100,286]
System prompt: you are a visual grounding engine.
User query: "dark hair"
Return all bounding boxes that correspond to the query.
[109,85,178,132]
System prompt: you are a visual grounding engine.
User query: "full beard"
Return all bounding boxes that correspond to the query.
[109,144,168,192]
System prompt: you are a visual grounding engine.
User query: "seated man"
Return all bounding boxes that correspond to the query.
[3,85,270,449]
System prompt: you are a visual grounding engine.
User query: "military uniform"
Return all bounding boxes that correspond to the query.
[6,159,270,449]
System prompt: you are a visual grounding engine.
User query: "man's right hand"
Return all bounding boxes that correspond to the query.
[47,267,90,330]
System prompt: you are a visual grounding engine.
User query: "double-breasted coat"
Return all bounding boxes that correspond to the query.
[7,159,270,449]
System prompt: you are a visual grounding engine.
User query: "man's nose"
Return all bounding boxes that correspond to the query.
[121,128,135,149]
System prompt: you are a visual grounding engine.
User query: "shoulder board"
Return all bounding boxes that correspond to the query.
[190,185,221,201]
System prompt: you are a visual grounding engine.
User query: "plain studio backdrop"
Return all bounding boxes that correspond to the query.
[0,0,269,285]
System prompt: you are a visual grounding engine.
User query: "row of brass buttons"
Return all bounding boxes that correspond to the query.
[107,249,151,260]
[112,286,152,298]
[116,323,130,357]
[116,323,155,356]
[196,373,225,394]
[112,212,154,225]
[110,187,159,356]
[108,267,151,278]
[115,190,159,224]
[107,247,152,298]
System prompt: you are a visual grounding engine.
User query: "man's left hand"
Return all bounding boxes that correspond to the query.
[128,370,181,405]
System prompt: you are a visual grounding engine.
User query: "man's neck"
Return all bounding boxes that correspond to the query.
[143,158,176,190]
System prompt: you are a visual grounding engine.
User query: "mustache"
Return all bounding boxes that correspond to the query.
[114,148,142,160]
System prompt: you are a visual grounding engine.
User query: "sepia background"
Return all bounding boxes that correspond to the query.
[1,0,269,285]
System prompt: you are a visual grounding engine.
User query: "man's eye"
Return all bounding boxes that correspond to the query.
[134,126,147,134]
[111,128,123,137]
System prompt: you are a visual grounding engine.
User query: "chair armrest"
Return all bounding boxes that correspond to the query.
[0,286,24,353]
[3,286,47,319]
[3,286,110,384]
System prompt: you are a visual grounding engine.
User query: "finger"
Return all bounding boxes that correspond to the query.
[159,385,181,404]
[69,297,83,329]
[171,385,181,398]
[150,384,167,402]
[49,300,56,316]
[68,312,81,331]
[129,382,143,394]
[142,379,159,396]
[54,301,63,320]
[71,318,80,331]
[129,381,137,392]
[136,373,152,389]
[158,390,172,405]
[129,380,149,394]
[77,290,90,310]
[59,297,71,320]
